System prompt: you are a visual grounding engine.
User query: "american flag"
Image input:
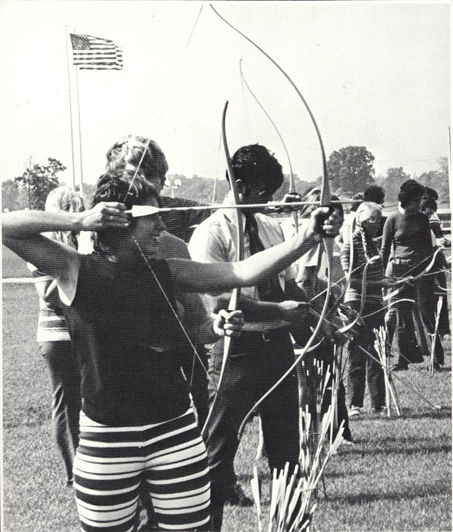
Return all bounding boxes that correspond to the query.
[70,34,123,70]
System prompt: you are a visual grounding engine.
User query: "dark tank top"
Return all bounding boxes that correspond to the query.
[63,253,190,426]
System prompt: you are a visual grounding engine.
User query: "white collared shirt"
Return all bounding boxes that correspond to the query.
[188,196,296,300]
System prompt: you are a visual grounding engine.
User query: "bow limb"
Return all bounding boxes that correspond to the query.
[210,5,328,173]
[362,298,416,319]
[412,246,443,282]
[394,246,443,283]
[201,101,244,439]
[212,5,335,440]
[212,3,327,238]
[383,247,444,302]
[239,58,298,234]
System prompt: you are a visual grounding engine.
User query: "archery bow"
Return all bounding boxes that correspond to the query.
[201,101,244,438]
[209,6,335,439]
[383,247,444,302]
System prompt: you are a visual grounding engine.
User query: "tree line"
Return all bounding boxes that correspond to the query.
[2,147,449,212]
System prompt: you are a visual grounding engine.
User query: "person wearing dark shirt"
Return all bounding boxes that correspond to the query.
[381,180,433,370]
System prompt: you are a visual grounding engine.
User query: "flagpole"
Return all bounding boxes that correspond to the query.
[65,26,76,190]
[75,67,84,190]
[448,126,453,202]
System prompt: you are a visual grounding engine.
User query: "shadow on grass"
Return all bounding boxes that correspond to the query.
[399,407,452,420]
[338,435,451,455]
[322,484,450,504]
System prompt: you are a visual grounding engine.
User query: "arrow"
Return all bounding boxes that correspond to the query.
[126,200,352,218]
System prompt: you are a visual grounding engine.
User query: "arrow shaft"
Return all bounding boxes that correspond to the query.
[127,200,353,217]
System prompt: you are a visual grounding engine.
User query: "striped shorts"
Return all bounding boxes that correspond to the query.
[74,408,211,531]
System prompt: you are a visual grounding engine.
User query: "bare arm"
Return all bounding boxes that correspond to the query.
[169,207,340,293]
[204,292,289,322]
[2,203,129,279]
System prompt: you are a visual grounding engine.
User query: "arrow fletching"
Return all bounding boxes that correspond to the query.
[126,205,161,217]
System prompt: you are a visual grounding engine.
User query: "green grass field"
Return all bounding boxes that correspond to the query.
[3,284,451,531]
[2,245,32,278]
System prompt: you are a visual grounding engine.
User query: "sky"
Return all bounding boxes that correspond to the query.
[0,1,450,188]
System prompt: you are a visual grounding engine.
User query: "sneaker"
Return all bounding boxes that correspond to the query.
[338,432,355,445]
[371,406,386,416]
[348,406,362,417]
[332,435,355,454]
[224,483,254,507]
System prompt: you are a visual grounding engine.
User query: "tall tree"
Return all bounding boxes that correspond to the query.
[383,167,412,205]
[327,146,376,195]
[2,179,29,211]
[418,157,450,204]
[15,158,66,210]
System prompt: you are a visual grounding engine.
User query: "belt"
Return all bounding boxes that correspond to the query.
[242,322,289,343]
[391,258,415,266]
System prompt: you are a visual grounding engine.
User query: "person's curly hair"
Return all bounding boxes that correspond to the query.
[229,144,284,196]
[423,186,439,201]
[364,185,385,205]
[398,179,426,208]
[105,135,169,185]
[420,195,437,214]
[92,169,161,255]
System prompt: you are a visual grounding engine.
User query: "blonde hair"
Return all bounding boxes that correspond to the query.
[45,186,85,248]
[353,201,382,260]
[45,186,85,214]
[355,201,382,226]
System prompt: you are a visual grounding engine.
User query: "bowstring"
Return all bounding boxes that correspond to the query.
[119,5,211,388]
[131,235,216,388]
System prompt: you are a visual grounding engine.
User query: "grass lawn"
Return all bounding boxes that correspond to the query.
[2,283,451,531]
[2,245,32,278]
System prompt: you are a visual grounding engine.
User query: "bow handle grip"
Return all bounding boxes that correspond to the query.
[314,205,335,237]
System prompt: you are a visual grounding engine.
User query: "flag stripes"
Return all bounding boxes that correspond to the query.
[70,34,123,70]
